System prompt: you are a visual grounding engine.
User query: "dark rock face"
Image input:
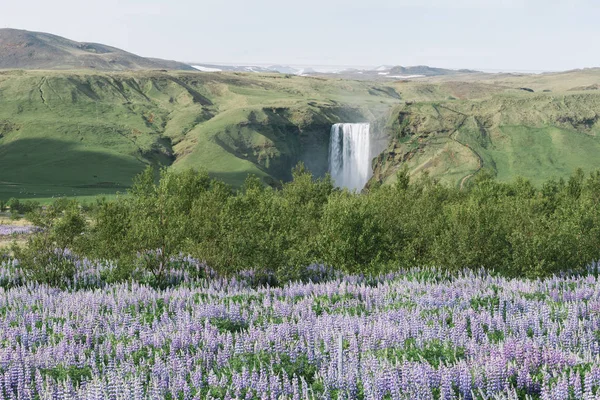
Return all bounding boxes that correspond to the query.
[0,29,194,71]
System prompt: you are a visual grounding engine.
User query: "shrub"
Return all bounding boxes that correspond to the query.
[11,200,86,286]
[86,167,213,284]
[19,165,600,284]
[6,198,40,214]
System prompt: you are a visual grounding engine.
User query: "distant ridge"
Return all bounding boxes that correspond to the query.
[187,63,480,78]
[0,28,194,71]
[389,65,478,76]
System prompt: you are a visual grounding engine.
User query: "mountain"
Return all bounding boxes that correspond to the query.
[188,63,480,79]
[291,65,481,80]
[0,29,194,71]
[191,63,295,74]
[267,65,300,74]
[388,65,478,76]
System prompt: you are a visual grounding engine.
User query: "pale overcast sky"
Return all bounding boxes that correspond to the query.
[1,0,598,71]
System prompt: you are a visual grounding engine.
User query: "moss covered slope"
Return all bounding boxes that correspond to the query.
[0,70,400,200]
[372,91,600,187]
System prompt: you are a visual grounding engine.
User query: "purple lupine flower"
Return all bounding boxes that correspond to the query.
[0,264,599,398]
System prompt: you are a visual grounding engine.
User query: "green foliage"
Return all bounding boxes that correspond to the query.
[210,317,249,334]
[201,175,281,275]
[226,352,317,384]
[273,164,334,281]
[378,338,466,368]
[470,296,500,312]
[12,199,86,286]
[6,198,40,214]
[40,365,92,386]
[319,191,388,273]
[187,163,334,282]
[86,167,212,282]
[487,329,505,343]
[31,165,600,284]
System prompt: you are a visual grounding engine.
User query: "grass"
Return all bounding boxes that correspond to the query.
[0,70,400,200]
[376,84,600,187]
[488,125,600,185]
[0,214,32,251]
[3,68,600,200]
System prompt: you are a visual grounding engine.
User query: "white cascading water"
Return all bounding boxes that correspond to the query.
[329,123,372,190]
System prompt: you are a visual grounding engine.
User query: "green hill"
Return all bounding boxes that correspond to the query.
[372,78,600,187]
[388,65,478,76]
[0,70,400,201]
[2,67,600,201]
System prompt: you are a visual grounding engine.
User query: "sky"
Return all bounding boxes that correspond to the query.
[1,0,598,72]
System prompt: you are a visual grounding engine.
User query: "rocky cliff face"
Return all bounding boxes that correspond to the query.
[211,105,376,185]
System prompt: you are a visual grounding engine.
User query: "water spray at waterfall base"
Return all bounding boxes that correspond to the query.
[329,123,372,191]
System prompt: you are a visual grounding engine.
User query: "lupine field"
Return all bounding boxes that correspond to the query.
[0,225,36,236]
[1,258,600,399]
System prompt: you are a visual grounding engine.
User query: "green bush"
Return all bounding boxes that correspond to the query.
[6,197,40,214]
[86,167,213,282]
[20,165,600,284]
[12,199,86,286]
[319,191,388,273]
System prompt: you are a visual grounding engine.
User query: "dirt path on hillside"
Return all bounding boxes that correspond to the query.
[453,130,484,190]
[433,105,484,190]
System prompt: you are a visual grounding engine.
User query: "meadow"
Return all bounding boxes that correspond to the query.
[2,69,600,399]
[374,90,600,188]
[0,166,599,398]
[0,257,600,399]
[0,150,599,400]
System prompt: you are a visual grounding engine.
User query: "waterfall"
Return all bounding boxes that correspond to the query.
[329,123,372,190]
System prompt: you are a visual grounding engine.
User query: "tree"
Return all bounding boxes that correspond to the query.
[88,166,213,284]
[319,191,387,273]
[12,199,86,286]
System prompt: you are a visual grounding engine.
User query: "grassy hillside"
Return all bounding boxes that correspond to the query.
[0,70,400,200]
[2,67,599,201]
[372,82,600,187]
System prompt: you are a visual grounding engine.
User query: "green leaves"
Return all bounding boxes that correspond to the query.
[28,164,600,285]
[12,199,85,286]
[87,166,214,283]
[319,191,388,273]
[378,338,466,369]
